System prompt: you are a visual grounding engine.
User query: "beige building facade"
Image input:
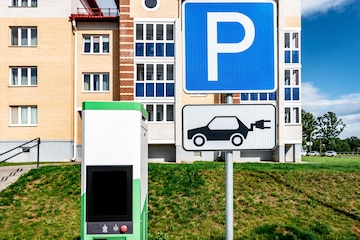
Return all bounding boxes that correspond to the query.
[0,0,302,163]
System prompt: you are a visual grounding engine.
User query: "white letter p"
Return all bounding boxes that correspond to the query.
[207,12,255,81]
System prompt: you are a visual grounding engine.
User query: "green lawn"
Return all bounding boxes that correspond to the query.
[0,156,359,239]
[302,154,360,165]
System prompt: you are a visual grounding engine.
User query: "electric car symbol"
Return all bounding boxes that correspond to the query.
[187,116,271,147]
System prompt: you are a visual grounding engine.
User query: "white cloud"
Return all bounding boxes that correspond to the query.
[302,0,354,17]
[340,113,360,139]
[302,82,360,138]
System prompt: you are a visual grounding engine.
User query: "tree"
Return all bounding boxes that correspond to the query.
[301,110,316,150]
[315,112,346,152]
[333,138,350,152]
[345,136,360,152]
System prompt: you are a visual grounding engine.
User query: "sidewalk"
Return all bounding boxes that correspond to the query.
[0,165,38,192]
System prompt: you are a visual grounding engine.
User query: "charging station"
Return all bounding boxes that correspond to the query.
[81,101,148,240]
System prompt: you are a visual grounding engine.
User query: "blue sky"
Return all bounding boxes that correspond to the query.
[301,0,360,139]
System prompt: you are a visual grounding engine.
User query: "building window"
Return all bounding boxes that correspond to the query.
[135,63,174,98]
[284,31,300,64]
[259,93,267,101]
[83,73,110,92]
[284,69,300,101]
[135,22,175,124]
[135,23,174,57]
[285,107,290,123]
[241,93,249,101]
[240,92,277,101]
[144,103,174,122]
[285,107,300,124]
[269,92,277,100]
[10,27,37,46]
[83,35,109,54]
[10,67,37,86]
[293,107,300,123]
[144,0,158,9]
[11,0,37,7]
[250,93,258,101]
[10,106,37,125]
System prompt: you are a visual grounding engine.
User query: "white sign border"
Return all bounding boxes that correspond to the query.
[182,104,277,151]
[182,0,278,94]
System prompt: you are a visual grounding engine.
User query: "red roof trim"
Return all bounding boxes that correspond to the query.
[70,13,118,22]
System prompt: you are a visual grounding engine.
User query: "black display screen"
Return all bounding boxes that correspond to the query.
[86,165,132,222]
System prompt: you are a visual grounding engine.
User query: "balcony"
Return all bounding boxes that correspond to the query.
[70,8,119,22]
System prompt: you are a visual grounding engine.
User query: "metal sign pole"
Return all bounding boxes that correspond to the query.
[182,3,277,238]
[225,94,233,240]
[225,151,233,239]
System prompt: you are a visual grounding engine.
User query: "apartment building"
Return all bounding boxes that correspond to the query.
[0,0,302,163]
[0,0,119,161]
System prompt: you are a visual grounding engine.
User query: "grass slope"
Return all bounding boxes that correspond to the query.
[0,157,359,239]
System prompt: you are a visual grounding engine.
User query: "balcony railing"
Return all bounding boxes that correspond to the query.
[71,8,119,20]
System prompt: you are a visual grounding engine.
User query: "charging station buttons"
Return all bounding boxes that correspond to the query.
[112,223,128,234]
[120,225,128,233]
[102,224,108,233]
[87,222,133,234]
[113,224,119,232]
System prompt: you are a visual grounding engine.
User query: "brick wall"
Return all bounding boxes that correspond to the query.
[119,0,134,101]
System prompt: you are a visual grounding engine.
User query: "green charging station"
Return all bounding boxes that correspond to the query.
[81,101,148,240]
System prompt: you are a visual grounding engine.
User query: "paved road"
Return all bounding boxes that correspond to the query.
[0,165,38,192]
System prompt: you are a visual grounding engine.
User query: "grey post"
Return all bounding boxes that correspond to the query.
[225,94,233,239]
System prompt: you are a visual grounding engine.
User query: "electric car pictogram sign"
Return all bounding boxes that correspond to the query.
[188,116,270,147]
[182,104,276,151]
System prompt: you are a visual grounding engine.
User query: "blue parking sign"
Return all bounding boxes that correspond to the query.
[183,0,277,93]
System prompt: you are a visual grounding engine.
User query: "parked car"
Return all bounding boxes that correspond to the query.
[306,151,320,156]
[301,149,307,156]
[325,151,337,157]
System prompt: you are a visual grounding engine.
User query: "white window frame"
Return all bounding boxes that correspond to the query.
[143,103,174,122]
[134,21,176,123]
[240,92,277,102]
[285,31,299,49]
[284,68,300,86]
[10,106,38,126]
[134,62,175,99]
[285,106,300,124]
[10,67,37,86]
[284,68,301,101]
[10,0,37,7]
[10,27,37,46]
[82,73,110,92]
[134,21,175,58]
[284,30,301,64]
[83,35,110,54]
